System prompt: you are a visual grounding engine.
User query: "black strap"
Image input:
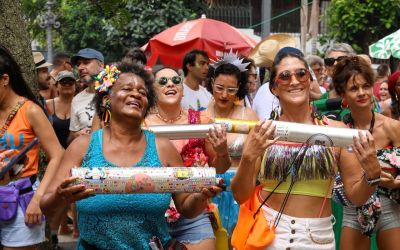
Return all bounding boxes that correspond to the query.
[80,238,101,250]
[18,175,37,195]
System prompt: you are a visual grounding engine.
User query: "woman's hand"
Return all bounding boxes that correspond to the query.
[206,125,228,156]
[242,120,277,161]
[380,171,400,189]
[25,195,43,225]
[352,131,381,179]
[0,149,15,185]
[55,177,94,203]
[196,185,223,200]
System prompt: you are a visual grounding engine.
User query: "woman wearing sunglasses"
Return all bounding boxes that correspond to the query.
[145,66,231,250]
[41,61,222,250]
[231,47,381,249]
[333,57,400,250]
[205,62,258,237]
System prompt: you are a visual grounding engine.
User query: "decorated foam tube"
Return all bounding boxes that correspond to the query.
[71,167,218,194]
[215,118,367,148]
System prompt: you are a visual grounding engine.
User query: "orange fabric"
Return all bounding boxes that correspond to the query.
[231,185,275,250]
[0,101,39,177]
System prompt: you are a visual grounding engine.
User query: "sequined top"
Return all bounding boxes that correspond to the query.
[260,142,338,198]
[77,129,171,249]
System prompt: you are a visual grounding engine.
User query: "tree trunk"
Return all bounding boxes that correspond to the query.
[0,0,37,95]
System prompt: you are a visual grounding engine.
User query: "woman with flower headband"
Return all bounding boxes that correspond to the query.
[230,47,381,250]
[331,56,400,250]
[203,54,258,240]
[145,65,232,250]
[40,60,222,249]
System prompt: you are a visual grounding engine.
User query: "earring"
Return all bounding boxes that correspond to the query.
[341,98,348,109]
[102,98,111,125]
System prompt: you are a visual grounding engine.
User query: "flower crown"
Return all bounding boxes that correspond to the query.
[211,49,250,72]
[94,65,121,93]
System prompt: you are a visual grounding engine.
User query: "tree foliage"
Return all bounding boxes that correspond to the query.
[20,0,208,62]
[323,0,400,53]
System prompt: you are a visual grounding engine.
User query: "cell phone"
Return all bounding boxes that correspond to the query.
[0,138,39,179]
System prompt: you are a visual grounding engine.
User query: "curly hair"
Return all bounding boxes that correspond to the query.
[93,59,156,120]
[332,56,375,96]
[205,63,248,100]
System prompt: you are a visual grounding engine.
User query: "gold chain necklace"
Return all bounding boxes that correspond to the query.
[156,109,183,124]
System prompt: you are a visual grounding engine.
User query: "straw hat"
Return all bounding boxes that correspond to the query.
[249,34,296,67]
[33,52,52,69]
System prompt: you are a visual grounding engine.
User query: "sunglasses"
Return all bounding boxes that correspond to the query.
[156,76,182,86]
[58,79,76,85]
[324,56,347,66]
[213,84,239,96]
[275,68,310,85]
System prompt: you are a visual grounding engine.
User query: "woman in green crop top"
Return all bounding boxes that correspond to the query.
[231,47,381,250]
[332,56,400,250]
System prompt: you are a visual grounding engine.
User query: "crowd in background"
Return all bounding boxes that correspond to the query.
[0,40,399,250]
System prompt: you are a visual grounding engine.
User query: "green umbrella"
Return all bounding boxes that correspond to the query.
[369,29,400,59]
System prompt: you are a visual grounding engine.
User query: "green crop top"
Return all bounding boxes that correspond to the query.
[260,142,338,198]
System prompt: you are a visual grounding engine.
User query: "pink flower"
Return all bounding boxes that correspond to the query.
[165,207,181,223]
[387,152,400,167]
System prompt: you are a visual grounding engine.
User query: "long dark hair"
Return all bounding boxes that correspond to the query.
[0,44,39,105]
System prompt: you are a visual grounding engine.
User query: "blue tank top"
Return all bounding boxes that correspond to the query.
[77,129,171,250]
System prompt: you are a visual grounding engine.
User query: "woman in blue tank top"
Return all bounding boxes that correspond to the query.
[40,61,222,250]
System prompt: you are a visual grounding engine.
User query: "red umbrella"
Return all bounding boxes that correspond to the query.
[143,17,257,68]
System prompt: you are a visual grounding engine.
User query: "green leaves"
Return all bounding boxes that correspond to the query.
[323,0,400,54]
[21,0,208,62]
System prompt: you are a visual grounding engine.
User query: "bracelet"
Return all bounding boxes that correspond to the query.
[362,170,380,186]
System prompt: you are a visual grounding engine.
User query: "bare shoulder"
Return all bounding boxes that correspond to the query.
[326,118,347,128]
[381,113,400,139]
[244,106,259,120]
[67,134,91,155]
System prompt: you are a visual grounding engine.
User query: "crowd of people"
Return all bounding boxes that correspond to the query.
[0,38,399,250]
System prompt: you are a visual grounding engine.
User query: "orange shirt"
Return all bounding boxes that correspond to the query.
[0,100,39,177]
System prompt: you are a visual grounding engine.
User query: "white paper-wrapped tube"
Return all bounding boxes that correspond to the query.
[147,119,366,148]
[216,118,366,148]
[71,167,217,194]
[146,123,223,139]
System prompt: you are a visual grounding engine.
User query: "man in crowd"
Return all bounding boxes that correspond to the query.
[181,49,211,111]
[48,52,73,98]
[68,48,104,143]
[33,51,53,101]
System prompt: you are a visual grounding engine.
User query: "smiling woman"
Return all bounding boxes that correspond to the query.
[40,60,222,250]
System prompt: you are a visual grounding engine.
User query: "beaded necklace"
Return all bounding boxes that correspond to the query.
[0,99,26,138]
[156,109,183,124]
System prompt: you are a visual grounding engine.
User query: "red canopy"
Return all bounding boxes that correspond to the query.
[143,17,257,68]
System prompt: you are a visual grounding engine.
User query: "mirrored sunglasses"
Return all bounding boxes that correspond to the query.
[276,68,310,85]
[156,76,182,86]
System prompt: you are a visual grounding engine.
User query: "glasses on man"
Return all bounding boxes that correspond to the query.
[275,68,310,85]
[324,56,347,66]
[213,84,239,96]
[156,76,182,86]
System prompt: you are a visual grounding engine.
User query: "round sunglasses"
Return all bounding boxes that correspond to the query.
[155,76,182,86]
[275,68,310,85]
